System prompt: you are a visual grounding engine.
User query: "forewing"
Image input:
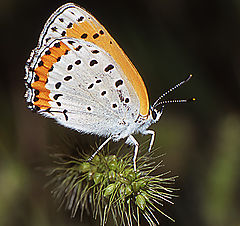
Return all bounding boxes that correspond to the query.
[32,3,149,116]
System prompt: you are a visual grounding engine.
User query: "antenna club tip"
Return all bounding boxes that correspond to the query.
[188,97,196,102]
[185,74,193,82]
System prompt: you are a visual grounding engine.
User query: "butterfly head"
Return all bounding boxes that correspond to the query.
[149,106,163,124]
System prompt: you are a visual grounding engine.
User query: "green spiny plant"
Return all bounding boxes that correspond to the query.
[46,141,178,226]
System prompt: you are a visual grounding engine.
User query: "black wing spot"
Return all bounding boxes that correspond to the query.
[87,106,91,111]
[99,30,104,35]
[59,18,64,22]
[45,37,51,43]
[90,60,98,66]
[55,82,61,89]
[64,50,69,55]
[54,42,61,48]
[56,102,61,106]
[105,64,114,72]
[115,79,123,88]
[34,75,39,81]
[61,31,66,36]
[91,50,99,54]
[88,83,94,89]
[67,22,73,28]
[51,26,57,32]
[93,33,99,39]
[96,79,102,83]
[81,33,88,39]
[67,65,73,71]
[45,50,51,55]
[77,16,84,22]
[112,103,117,108]
[68,40,75,45]
[75,60,81,65]
[63,109,68,121]
[53,94,63,100]
[64,76,72,81]
[34,96,39,102]
[57,56,61,62]
[101,91,106,96]
[38,61,44,67]
[34,89,39,95]
[125,98,129,103]
[75,45,82,51]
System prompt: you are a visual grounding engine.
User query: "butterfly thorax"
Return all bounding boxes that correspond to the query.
[133,107,162,135]
[134,109,159,133]
[112,110,156,141]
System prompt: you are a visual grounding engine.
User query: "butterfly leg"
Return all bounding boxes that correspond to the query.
[142,130,155,152]
[87,136,112,162]
[126,135,139,172]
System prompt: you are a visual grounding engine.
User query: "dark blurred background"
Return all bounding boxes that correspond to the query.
[1,0,240,225]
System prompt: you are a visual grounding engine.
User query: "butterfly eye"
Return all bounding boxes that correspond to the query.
[152,109,157,120]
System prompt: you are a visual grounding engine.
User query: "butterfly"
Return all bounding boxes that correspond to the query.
[25,3,194,171]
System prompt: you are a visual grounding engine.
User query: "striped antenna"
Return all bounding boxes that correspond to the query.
[154,97,196,107]
[153,74,193,108]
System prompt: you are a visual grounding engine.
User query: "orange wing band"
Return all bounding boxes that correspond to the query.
[31,42,71,110]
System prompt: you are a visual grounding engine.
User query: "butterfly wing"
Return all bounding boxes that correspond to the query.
[29,3,149,116]
[25,37,140,137]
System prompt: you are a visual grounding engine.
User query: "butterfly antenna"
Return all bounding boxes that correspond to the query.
[154,97,196,107]
[153,74,193,107]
